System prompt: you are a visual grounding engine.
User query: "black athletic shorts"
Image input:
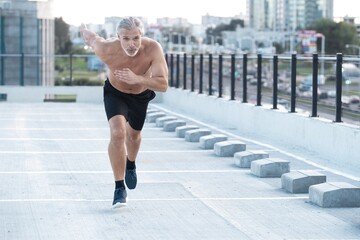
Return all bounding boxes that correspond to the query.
[103,79,156,130]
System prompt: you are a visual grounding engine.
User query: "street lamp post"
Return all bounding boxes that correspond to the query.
[345,44,360,98]
[315,33,325,77]
[345,44,360,68]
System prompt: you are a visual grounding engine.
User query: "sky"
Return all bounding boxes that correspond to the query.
[53,0,360,26]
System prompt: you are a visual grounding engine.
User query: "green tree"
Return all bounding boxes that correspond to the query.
[308,19,360,54]
[55,17,73,54]
[206,19,245,45]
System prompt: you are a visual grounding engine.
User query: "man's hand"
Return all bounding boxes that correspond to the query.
[79,23,97,47]
[79,23,87,34]
[114,69,143,85]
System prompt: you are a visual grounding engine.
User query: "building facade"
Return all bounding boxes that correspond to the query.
[0,0,54,86]
[247,0,333,31]
[247,0,276,31]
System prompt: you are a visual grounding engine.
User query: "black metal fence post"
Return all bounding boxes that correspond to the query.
[242,53,248,103]
[183,53,187,90]
[335,53,343,122]
[191,54,195,92]
[199,54,203,94]
[208,53,213,95]
[20,52,24,86]
[290,53,297,113]
[165,53,169,85]
[230,54,235,100]
[176,54,180,88]
[311,53,319,117]
[0,53,3,85]
[218,54,223,98]
[0,16,4,85]
[256,54,262,106]
[170,54,174,87]
[69,53,73,86]
[272,55,278,109]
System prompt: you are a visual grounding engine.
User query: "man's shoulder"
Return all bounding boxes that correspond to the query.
[142,37,162,52]
[99,38,119,52]
[142,37,159,45]
[105,37,119,44]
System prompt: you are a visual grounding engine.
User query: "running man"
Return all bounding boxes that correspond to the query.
[80,17,168,208]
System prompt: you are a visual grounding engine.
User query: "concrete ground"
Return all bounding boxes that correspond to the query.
[0,102,359,240]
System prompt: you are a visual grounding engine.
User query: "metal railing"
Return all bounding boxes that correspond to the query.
[165,52,360,126]
[0,53,107,86]
[1,52,360,126]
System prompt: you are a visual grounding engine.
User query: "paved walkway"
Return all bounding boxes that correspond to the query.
[0,102,359,240]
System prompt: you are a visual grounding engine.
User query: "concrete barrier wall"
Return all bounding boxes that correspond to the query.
[161,88,360,172]
[0,86,163,103]
[0,86,358,174]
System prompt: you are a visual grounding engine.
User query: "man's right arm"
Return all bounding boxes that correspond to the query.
[79,24,104,51]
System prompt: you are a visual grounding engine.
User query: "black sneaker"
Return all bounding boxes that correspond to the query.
[125,167,137,190]
[112,187,127,208]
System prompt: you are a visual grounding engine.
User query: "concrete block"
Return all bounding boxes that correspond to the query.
[147,108,158,114]
[175,125,199,138]
[251,158,290,178]
[214,140,246,157]
[185,129,212,142]
[155,116,177,127]
[234,150,269,168]
[146,112,166,123]
[281,170,326,193]
[163,120,186,132]
[199,134,228,149]
[309,182,360,208]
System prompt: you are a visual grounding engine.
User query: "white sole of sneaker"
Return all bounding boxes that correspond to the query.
[112,202,127,209]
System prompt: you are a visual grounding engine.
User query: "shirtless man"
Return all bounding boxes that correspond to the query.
[80,17,168,208]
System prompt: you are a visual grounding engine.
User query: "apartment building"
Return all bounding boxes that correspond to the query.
[0,0,54,86]
[247,0,333,31]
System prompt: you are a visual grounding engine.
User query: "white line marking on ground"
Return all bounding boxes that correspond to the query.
[0,119,106,122]
[0,112,104,116]
[0,196,308,203]
[0,170,246,174]
[0,128,109,130]
[153,105,360,181]
[0,150,212,154]
[0,127,160,131]
[0,151,107,154]
[0,138,182,141]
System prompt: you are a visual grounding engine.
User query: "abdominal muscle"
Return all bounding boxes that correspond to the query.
[107,72,147,94]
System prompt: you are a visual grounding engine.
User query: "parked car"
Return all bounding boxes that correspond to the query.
[298,75,325,92]
[342,63,360,80]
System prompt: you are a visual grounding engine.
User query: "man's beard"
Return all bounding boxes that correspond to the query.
[124,47,139,57]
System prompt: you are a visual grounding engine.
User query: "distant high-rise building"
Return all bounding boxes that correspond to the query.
[0,0,54,86]
[247,0,276,31]
[104,17,123,38]
[247,0,333,31]
[156,17,190,28]
[201,14,241,28]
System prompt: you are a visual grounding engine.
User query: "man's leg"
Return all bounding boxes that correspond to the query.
[108,115,128,207]
[125,122,142,161]
[124,122,142,189]
[108,115,127,180]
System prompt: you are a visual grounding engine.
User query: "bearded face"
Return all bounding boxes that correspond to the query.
[118,28,142,57]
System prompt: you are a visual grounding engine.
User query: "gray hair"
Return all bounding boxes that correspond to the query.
[117,17,145,36]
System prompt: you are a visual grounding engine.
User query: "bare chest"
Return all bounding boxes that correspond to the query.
[107,54,151,75]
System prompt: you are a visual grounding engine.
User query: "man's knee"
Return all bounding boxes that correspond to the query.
[127,131,141,144]
[110,127,126,144]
